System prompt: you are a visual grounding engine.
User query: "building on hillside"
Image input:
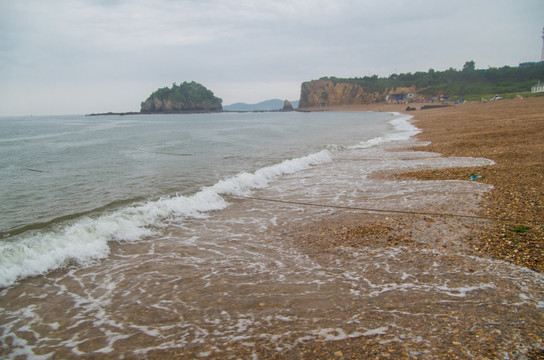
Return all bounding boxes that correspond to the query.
[531,81,544,93]
[386,93,415,103]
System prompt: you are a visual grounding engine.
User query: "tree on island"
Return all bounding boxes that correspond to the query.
[462,60,476,72]
[141,81,222,113]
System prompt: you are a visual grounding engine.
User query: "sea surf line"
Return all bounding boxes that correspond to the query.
[225,194,534,225]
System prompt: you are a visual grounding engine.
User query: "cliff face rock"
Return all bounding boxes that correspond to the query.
[390,85,417,95]
[141,81,222,113]
[298,80,417,108]
[298,80,376,108]
[141,97,222,112]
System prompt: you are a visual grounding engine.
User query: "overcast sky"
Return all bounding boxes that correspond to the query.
[1,0,543,115]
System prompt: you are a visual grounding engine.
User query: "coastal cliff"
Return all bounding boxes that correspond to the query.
[298,61,544,108]
[298,79,416,108]
[141,81,222,113]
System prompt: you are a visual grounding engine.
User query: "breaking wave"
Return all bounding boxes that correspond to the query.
[0,150,332,288]
[350,113,419,149]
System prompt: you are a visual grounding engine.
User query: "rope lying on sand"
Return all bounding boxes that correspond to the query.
[225,194,533,225]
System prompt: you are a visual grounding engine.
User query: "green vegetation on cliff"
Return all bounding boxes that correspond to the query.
[314,61,544,101]
[141,81,222,113]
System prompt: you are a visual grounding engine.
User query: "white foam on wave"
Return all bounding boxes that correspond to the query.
[0,150,332,288]
[350,112,419,149]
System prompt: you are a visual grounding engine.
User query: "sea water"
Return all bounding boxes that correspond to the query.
[1,111,543,358]
[0,111,397,287]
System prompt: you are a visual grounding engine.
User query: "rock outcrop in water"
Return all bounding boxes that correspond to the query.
[141,81,222,113]
[282,100,294,111]
[298,79,417,108]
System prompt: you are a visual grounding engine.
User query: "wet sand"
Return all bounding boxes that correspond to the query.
[305,97,544,272]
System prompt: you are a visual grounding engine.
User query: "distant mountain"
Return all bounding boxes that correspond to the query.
[224,99,299,111]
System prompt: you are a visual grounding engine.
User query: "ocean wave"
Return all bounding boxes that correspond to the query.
[349,112,419,149]
[0,149,332,288]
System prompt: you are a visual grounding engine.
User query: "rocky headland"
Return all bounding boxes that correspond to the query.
[298,79,416,108]
[297,62,544,109]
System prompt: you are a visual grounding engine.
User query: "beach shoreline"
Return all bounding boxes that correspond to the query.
[262,98,544,359]
[301,97,544,273]
[1,101,542,359]
[0,102,544,359]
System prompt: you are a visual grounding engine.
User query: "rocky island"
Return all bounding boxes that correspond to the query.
[140,81,222,113]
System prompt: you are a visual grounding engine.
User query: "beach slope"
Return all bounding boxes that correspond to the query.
[403,98,544,272]
[310,98,543,272]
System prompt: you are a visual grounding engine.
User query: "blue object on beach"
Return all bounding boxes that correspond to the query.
[470,174,482,181]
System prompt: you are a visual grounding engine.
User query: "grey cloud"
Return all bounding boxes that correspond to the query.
[1,0,543,115]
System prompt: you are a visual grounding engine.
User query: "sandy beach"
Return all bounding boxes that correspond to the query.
[276,98,544,359]
[303,97,544,273]
[401,97,543,273]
